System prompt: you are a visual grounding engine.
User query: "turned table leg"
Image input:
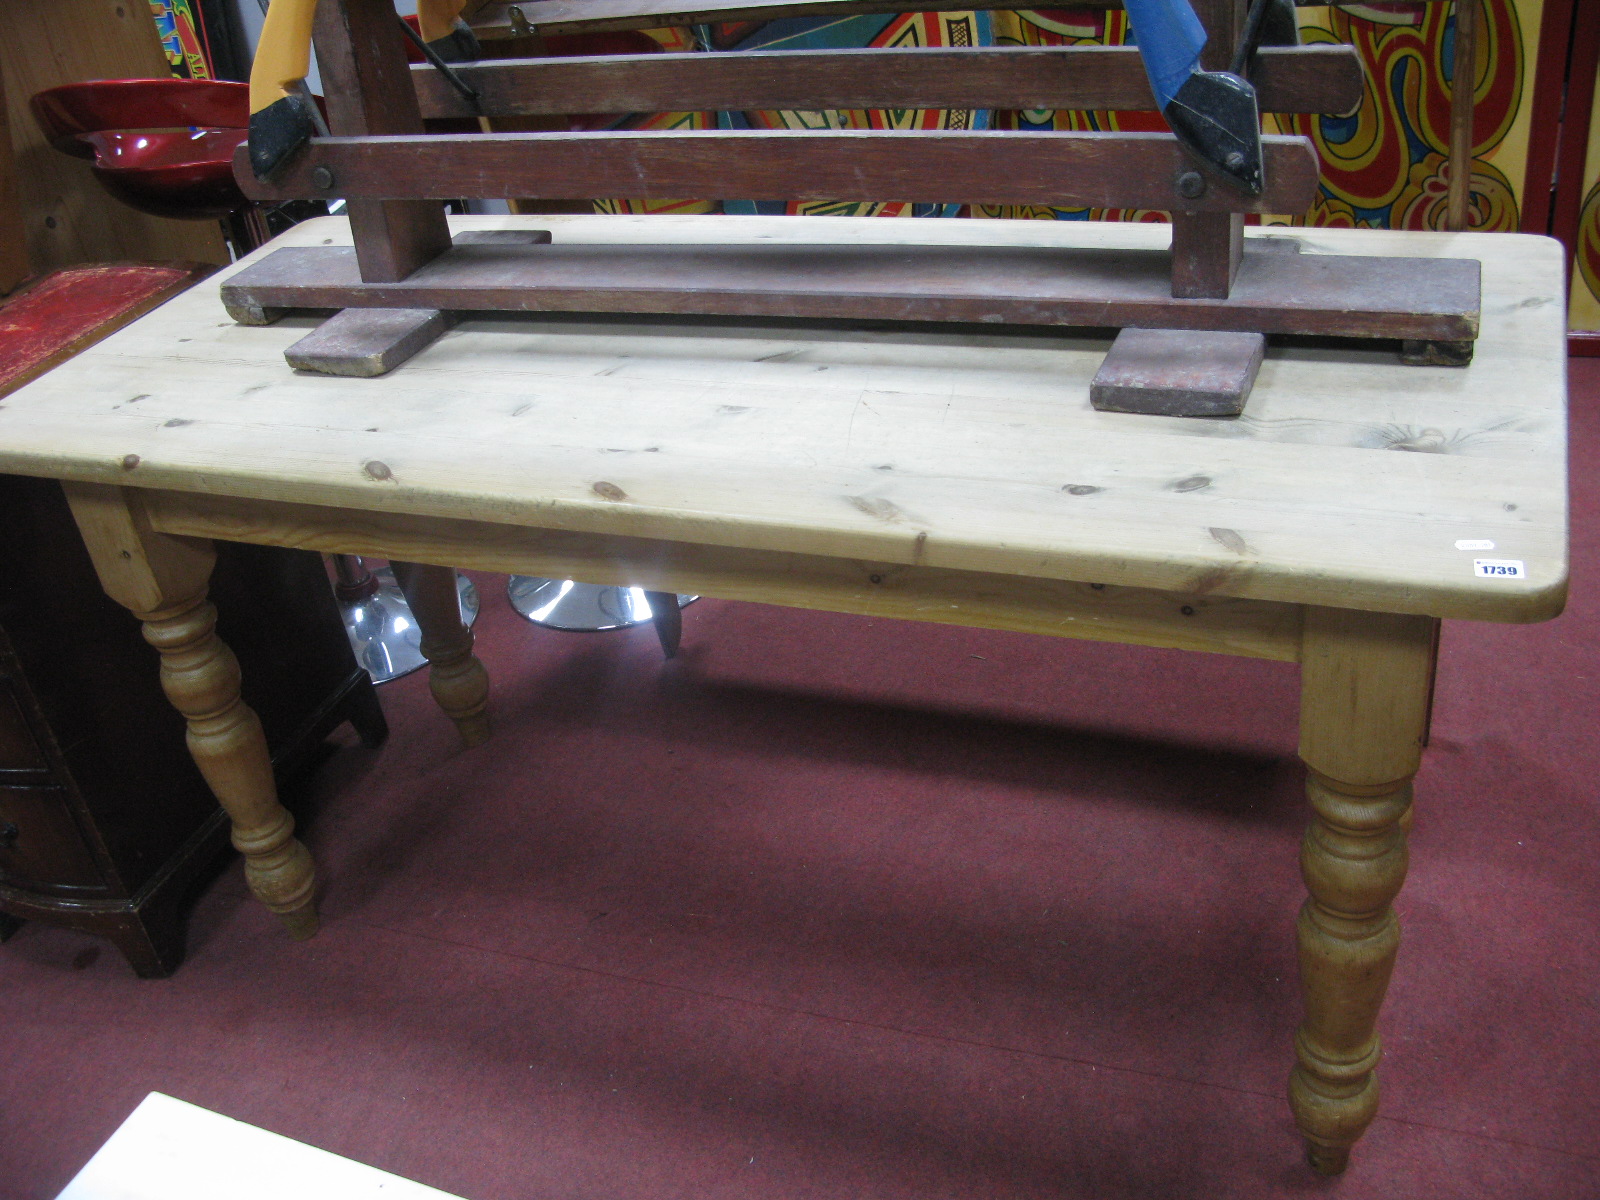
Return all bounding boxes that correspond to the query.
[1292,607,1438,1173]
[390,562,491,746]
[62,484,317,938]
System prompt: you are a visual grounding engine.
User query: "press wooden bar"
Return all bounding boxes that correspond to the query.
[469,0,1116,37]
[467,0,1463,39]
[238,130,1321,213]
[410,45,1365,121]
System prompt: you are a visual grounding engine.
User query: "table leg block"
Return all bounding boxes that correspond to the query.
[60,484,318,939]
[1292,607,1437,1173]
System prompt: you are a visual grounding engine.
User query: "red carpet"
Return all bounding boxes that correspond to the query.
[2,364,1597,1199]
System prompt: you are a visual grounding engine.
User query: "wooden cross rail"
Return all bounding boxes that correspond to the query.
[411,44,1364,120]
[461,0,1479,237]
[468,0,1134,38]
[238,130,1322,213]
[462,0,1452,39]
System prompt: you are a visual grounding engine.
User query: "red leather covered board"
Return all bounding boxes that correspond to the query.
[0,263,209,399]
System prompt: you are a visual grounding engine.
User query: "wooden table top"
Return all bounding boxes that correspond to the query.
[0,214,1568,623]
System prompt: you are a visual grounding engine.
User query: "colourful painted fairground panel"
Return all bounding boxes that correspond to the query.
[599,11,988,216]
[1270,1,1532,231]
[597,2,1544,235]
[593,24,723,215]
[1567,61,1600,333]
[981,7,1178,223]
[149,0,212,80]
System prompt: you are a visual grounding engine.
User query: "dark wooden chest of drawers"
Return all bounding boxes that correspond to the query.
[0,474,384,976]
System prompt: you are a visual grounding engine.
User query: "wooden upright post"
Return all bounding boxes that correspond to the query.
[1170,0,1249,299]
[1446,0,1479,232]
[313,0,451,282]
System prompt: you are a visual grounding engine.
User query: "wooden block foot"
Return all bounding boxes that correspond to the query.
[286,307,457,377]
[1091,327,1266,417]
[277,235,553,378]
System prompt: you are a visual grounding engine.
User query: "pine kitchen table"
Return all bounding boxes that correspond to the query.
[0,214,1568,1173]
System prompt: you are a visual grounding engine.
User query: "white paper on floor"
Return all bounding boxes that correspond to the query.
[56,1091,470,1200]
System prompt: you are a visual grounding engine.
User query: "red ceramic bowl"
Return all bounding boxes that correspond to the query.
[30,79,247,154]
[30,79,250,220]
[81,129,249,220]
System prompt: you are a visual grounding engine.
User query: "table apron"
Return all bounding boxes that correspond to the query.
[142,488,1304,661]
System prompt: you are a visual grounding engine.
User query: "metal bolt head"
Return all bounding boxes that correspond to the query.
[1224,151,1245,170]
[1176,171,1206,200]
[311,166,335,190]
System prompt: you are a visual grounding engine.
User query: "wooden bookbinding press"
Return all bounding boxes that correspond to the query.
[225,0,1482,417]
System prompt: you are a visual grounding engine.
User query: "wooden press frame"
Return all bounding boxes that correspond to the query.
[223,0,1483,378]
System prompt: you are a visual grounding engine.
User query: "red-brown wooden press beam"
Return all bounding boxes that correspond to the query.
[237,130,1320,213]
[411,45,1364,120]
[218,239,1482,342]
